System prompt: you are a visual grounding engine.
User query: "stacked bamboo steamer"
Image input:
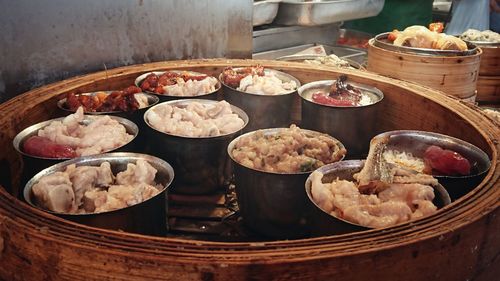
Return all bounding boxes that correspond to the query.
[475,42,500,104]
[367,33,482,102]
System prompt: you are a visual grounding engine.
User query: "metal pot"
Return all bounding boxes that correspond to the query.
[219,67,301,132]
[135,70,221,102]
[13,115,139,195]
[375,130,491,201]
[23,152,174,236]
[227,127,346,239]
[305,160,452,236]
[298,79,384,158]
[144,99,248,195]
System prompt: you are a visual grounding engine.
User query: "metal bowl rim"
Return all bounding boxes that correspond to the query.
[134,70,221,97]
[23,152,175,216]
[218,67,301,96]
[13,115,139,160]
[57,91,160,115]
[376,130,492,179]
[298,79,384,108]
[143,98,249,139]
[227,127,346,175]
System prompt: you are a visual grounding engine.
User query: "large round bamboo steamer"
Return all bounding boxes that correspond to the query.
[477,75,500,103]
[0,59,498,281]
[367,40,482,100]
[478,46,500,76]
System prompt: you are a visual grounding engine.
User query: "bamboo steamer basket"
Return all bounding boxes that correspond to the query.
[367,40,482,101]
[476,45,500,104]
[0,59,499,281]
[478,45,500,76]
[477,75,500,103]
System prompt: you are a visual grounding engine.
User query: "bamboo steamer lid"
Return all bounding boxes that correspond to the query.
[367,39,482,99]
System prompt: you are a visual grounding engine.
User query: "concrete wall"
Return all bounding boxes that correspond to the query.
[0,0,253,103]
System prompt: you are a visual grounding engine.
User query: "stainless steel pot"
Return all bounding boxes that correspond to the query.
[219,68,301,132]
[227,127,346,239]
[298,79,384,158]
[23,152,174,236]
[144,99,248,195]
[305,160,452,236]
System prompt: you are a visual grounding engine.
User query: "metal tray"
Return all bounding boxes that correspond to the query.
[253,0,280,26]
[274,0,385,26]
[253,44,367,64]
[373,32,480,57]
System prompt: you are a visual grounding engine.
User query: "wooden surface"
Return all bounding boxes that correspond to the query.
[367,41,481,100]
[0,59,498,281]
[477,76,500,104]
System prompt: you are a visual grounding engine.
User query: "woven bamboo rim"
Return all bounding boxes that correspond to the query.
[0,59,498,280]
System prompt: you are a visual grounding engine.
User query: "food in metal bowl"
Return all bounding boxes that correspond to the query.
[62,86,149,113]
[146,100,245,137]
[138,71,219,96]
[231,125,346,173]
[302,75,378,107]
[30,159,162,214]
[22,107,134,158]
[221,65,297,95]
[310,135,450,228]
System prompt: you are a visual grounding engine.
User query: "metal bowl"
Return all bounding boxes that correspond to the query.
[373,32,479,57]
[144,99,248,195]
[23,152,174,235]
[134,70,221,102]
[227,127,346,239]
[298,79,384,158]
[376,130,491,201]
[13,115,139,193]
[219,67,301,132]
[305,160,452,236]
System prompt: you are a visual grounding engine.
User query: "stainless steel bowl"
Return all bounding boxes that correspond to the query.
[23,152,174,235]
[373,32,479,57]
[298,79,384,158]
[227,127,346,239]
[13,115,139,194]
[305,160,452,236]
[375,130,491,201]
[219,67,301,132]
[57,91,158,153]
[144,99,248,195]
[134,70,221,102]
[276,54,364,70]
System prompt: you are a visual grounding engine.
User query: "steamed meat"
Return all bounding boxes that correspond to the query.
[311,134,441,228]
[31,160,162,214]
[28,107,133,157]
[147,100,244,137]
[390,25,467,51]
[424,145,471,176]
[31,172,76,213]
[116,159,157,186]
[140,71,218,96]
[232,125,346,173]
[237,72,297,95]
